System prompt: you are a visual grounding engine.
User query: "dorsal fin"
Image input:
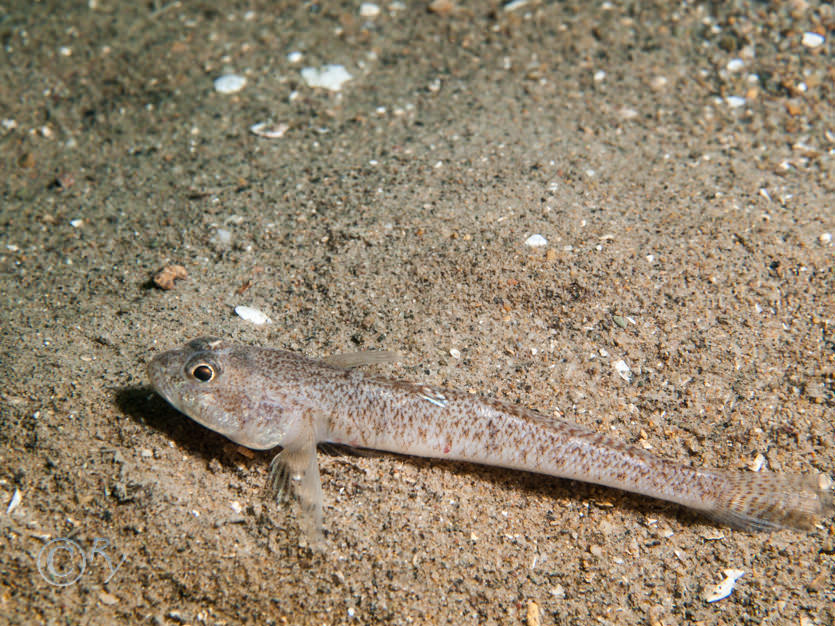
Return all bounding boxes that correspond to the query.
[321,350,400,369]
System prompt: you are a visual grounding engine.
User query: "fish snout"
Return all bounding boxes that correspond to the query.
[147,350,184,397]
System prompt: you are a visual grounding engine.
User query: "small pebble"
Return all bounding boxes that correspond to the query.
[820,232,832,245]
[153,265,188,290]
[525,601,541,626]
[214,74,246,94]
[287,51,303,63]
[301,65,352,91]
[235,305,272,325]
[450,348,461,359]
[98,591,119,606]
[70,218,83,228]
[725,95,746,108]
[801,32,824,48]
[230,500,243,514]
[525,234,548,248]
[428,0,455,15]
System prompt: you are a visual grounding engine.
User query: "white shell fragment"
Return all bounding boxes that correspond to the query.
[504,0,531,11]
[613,359,632,382]
[359,3,380,17]
[525,234,548,247]
[726,58,744,72]
[703,569,745,603]
[234,305,272,325]
[287,51,303,64]
[214,74,247,94]
[6,488,21,515]
[749,453,765,472]
[820,232,832,245]
[725,95,746,108]
[801,32,825,48]
[211,228,232,247]
[301,65,352,91]
[249,122,289,139]
[650,75,668,90]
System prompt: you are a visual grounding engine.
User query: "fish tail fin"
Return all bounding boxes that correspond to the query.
[705,471,833,531]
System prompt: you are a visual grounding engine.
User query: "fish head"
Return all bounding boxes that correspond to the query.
[147,336,288,449]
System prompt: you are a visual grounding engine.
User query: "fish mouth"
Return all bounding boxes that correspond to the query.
[147,350,182,403]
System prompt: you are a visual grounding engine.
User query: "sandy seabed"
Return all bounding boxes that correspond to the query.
[1,1,833,624]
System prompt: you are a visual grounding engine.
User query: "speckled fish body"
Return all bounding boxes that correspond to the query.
[148,337,833,538]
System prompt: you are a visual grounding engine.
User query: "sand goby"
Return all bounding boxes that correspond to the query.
[148,337,833,540]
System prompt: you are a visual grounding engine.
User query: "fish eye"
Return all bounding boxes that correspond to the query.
[191,364,214,382]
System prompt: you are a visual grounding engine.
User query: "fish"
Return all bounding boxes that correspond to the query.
[147,337,833,541]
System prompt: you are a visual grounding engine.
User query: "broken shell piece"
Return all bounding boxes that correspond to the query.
[301,65,352,91]
[359,3,380,17]
[234,305,272,325]
[6,489,21,515]
[801,32,824,48]
[250,122,289,138]
[525,234,548,247]
[214,74,246,94]
[703,569,745,603]
[613,359,632,382]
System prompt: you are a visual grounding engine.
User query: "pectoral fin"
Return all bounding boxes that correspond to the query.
[322,350,400,369]
[268,435,324,545]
